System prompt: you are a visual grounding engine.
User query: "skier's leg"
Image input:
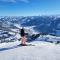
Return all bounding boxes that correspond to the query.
[21,37,24,44]
[23,36,27,44]
[21,36,27,45]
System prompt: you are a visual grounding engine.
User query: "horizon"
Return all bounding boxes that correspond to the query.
[0,0,60,16]
[1,13,60,17]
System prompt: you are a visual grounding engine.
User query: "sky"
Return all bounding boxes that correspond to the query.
[0,0,60,16]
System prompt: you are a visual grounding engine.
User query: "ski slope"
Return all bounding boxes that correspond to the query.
[0,41,60,60]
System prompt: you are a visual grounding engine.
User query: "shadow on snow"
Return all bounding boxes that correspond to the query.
[0,44,21,51]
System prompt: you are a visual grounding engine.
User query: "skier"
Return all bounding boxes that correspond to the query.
[20,28,27,46]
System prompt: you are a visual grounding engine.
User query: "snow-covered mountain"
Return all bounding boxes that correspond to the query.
[0,16,60,43]
[0,16,60,60]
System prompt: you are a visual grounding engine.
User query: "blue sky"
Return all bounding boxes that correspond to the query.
[0,0,60,16]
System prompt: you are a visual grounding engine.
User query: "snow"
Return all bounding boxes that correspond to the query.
[14,24,22,29]
[0,41,60,60]
[0,16,60,60]
[15,33,21,39]
[8,32,15,35]
[36,35,60,43]
[24,26,39,35]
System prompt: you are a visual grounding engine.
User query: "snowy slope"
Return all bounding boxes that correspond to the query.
[0,41,60,60]
[0,16,60,60]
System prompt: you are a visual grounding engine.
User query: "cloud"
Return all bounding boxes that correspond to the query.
[0,0,30,3]
[0,0,16,3]
[20,0,29,3]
